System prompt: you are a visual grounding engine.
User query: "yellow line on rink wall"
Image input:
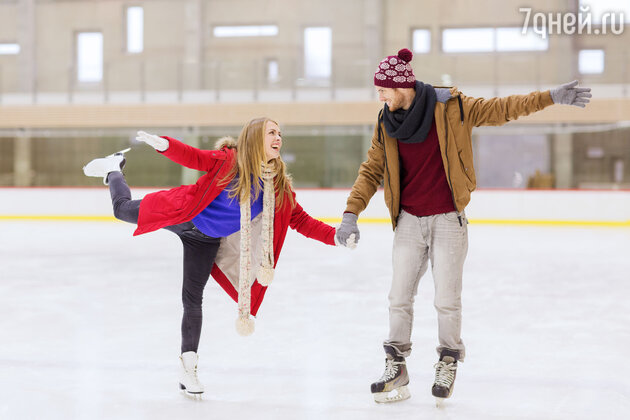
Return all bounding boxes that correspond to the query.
[1,215,629,227]
[317,217,388,225]
[469,219,630,228]
[315,217,630,227]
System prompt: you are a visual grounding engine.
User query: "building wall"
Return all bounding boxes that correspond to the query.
[0,0,628,94]
[0,0,628,189]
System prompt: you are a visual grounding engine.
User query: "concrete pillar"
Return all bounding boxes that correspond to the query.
[181,127,201,185]
[361,124,374,161]
[184,0,204,90]
[364,0,384,92]
[17,0,36,96]
[552,132,573,189]
[14,133,33,186]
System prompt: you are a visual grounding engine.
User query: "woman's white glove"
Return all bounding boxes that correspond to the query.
[136,131,169,152]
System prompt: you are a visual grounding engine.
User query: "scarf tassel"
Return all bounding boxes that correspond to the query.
[235,316,255,336]
[257,266,274,286]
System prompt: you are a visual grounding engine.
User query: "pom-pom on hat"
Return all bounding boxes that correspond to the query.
[374,48,416,88]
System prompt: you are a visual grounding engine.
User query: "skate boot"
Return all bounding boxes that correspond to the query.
[82,148,130,185]
[432,349,459,407]
[179,351,204,399]
[370,346,410,403]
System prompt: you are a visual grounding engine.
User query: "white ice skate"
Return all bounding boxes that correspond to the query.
[82,148,130,185]
[179,351,204,399]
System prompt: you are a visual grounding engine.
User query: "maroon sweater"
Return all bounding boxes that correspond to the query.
[397,119,456,217]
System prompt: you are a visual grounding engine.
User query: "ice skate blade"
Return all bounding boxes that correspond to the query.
[109,147,131,157]
[181,390,203,401]
[435,397,445,407]
[373,385,410,403]
[180,384,203,401]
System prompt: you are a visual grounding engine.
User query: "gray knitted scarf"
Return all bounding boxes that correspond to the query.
[382,80,437,143]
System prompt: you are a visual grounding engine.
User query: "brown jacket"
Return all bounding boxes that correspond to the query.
[345,87,555,230]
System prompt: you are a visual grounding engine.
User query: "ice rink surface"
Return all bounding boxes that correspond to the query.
[1,219,629,420]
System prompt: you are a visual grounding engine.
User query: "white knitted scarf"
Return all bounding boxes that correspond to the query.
[235,162,276,336]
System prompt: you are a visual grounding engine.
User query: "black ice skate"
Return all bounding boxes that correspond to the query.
[82,148,130,185]
[370,346,410,403]
[432,349,459,407]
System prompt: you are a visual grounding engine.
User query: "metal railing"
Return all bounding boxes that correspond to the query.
[0,51,629,105]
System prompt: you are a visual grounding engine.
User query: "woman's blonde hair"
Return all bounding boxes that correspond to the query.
[221,117,294,209]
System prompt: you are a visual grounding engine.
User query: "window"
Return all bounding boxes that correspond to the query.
[442,28,494,53]
[412,29,431,53]
[77,32,103,83]
[126,6,143,53]
[579,1,630,24]
[267,59,279,84]
[442,27,548,53]
[213,25,278,37]
[496,27,548,51]
[579,49,605,74]
[304,27,332,79]
[0,43,20,55]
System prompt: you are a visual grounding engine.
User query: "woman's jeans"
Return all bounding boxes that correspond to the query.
[108,172,220,354]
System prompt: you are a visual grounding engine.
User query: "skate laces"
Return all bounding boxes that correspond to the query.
[184,364,201,386]
[190,369,202,387]
[433,360,456,387]
[382,358,404,381]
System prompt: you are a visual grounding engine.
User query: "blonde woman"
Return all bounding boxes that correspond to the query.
[83,117,354,397]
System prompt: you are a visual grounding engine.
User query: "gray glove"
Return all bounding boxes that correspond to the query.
[335,213,360,248]
[550,80,592,108]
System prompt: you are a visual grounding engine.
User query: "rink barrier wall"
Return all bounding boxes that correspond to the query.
[1,188,629,227]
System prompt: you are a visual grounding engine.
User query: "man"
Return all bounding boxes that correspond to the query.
[335,48,591,405]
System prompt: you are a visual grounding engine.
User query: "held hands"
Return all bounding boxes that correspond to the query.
[335,213,360,249]
[335,232,357,249]
[136,131,169,152]
[550,80,592,108]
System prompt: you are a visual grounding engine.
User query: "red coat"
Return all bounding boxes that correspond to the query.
[135,137,336,315]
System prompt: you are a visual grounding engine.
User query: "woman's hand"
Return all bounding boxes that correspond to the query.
[136,131,169,152]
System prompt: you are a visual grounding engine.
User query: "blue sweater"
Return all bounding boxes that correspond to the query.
[192,186,263,238]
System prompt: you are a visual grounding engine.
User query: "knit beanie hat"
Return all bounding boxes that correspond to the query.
[374,48,416,88]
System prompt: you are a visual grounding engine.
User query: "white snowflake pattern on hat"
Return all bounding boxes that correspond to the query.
[374,49,416,87]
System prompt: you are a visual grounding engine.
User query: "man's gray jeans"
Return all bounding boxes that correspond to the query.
[384,209,468,361]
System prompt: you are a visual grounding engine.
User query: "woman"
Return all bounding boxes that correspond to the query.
[83,117,354,397]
